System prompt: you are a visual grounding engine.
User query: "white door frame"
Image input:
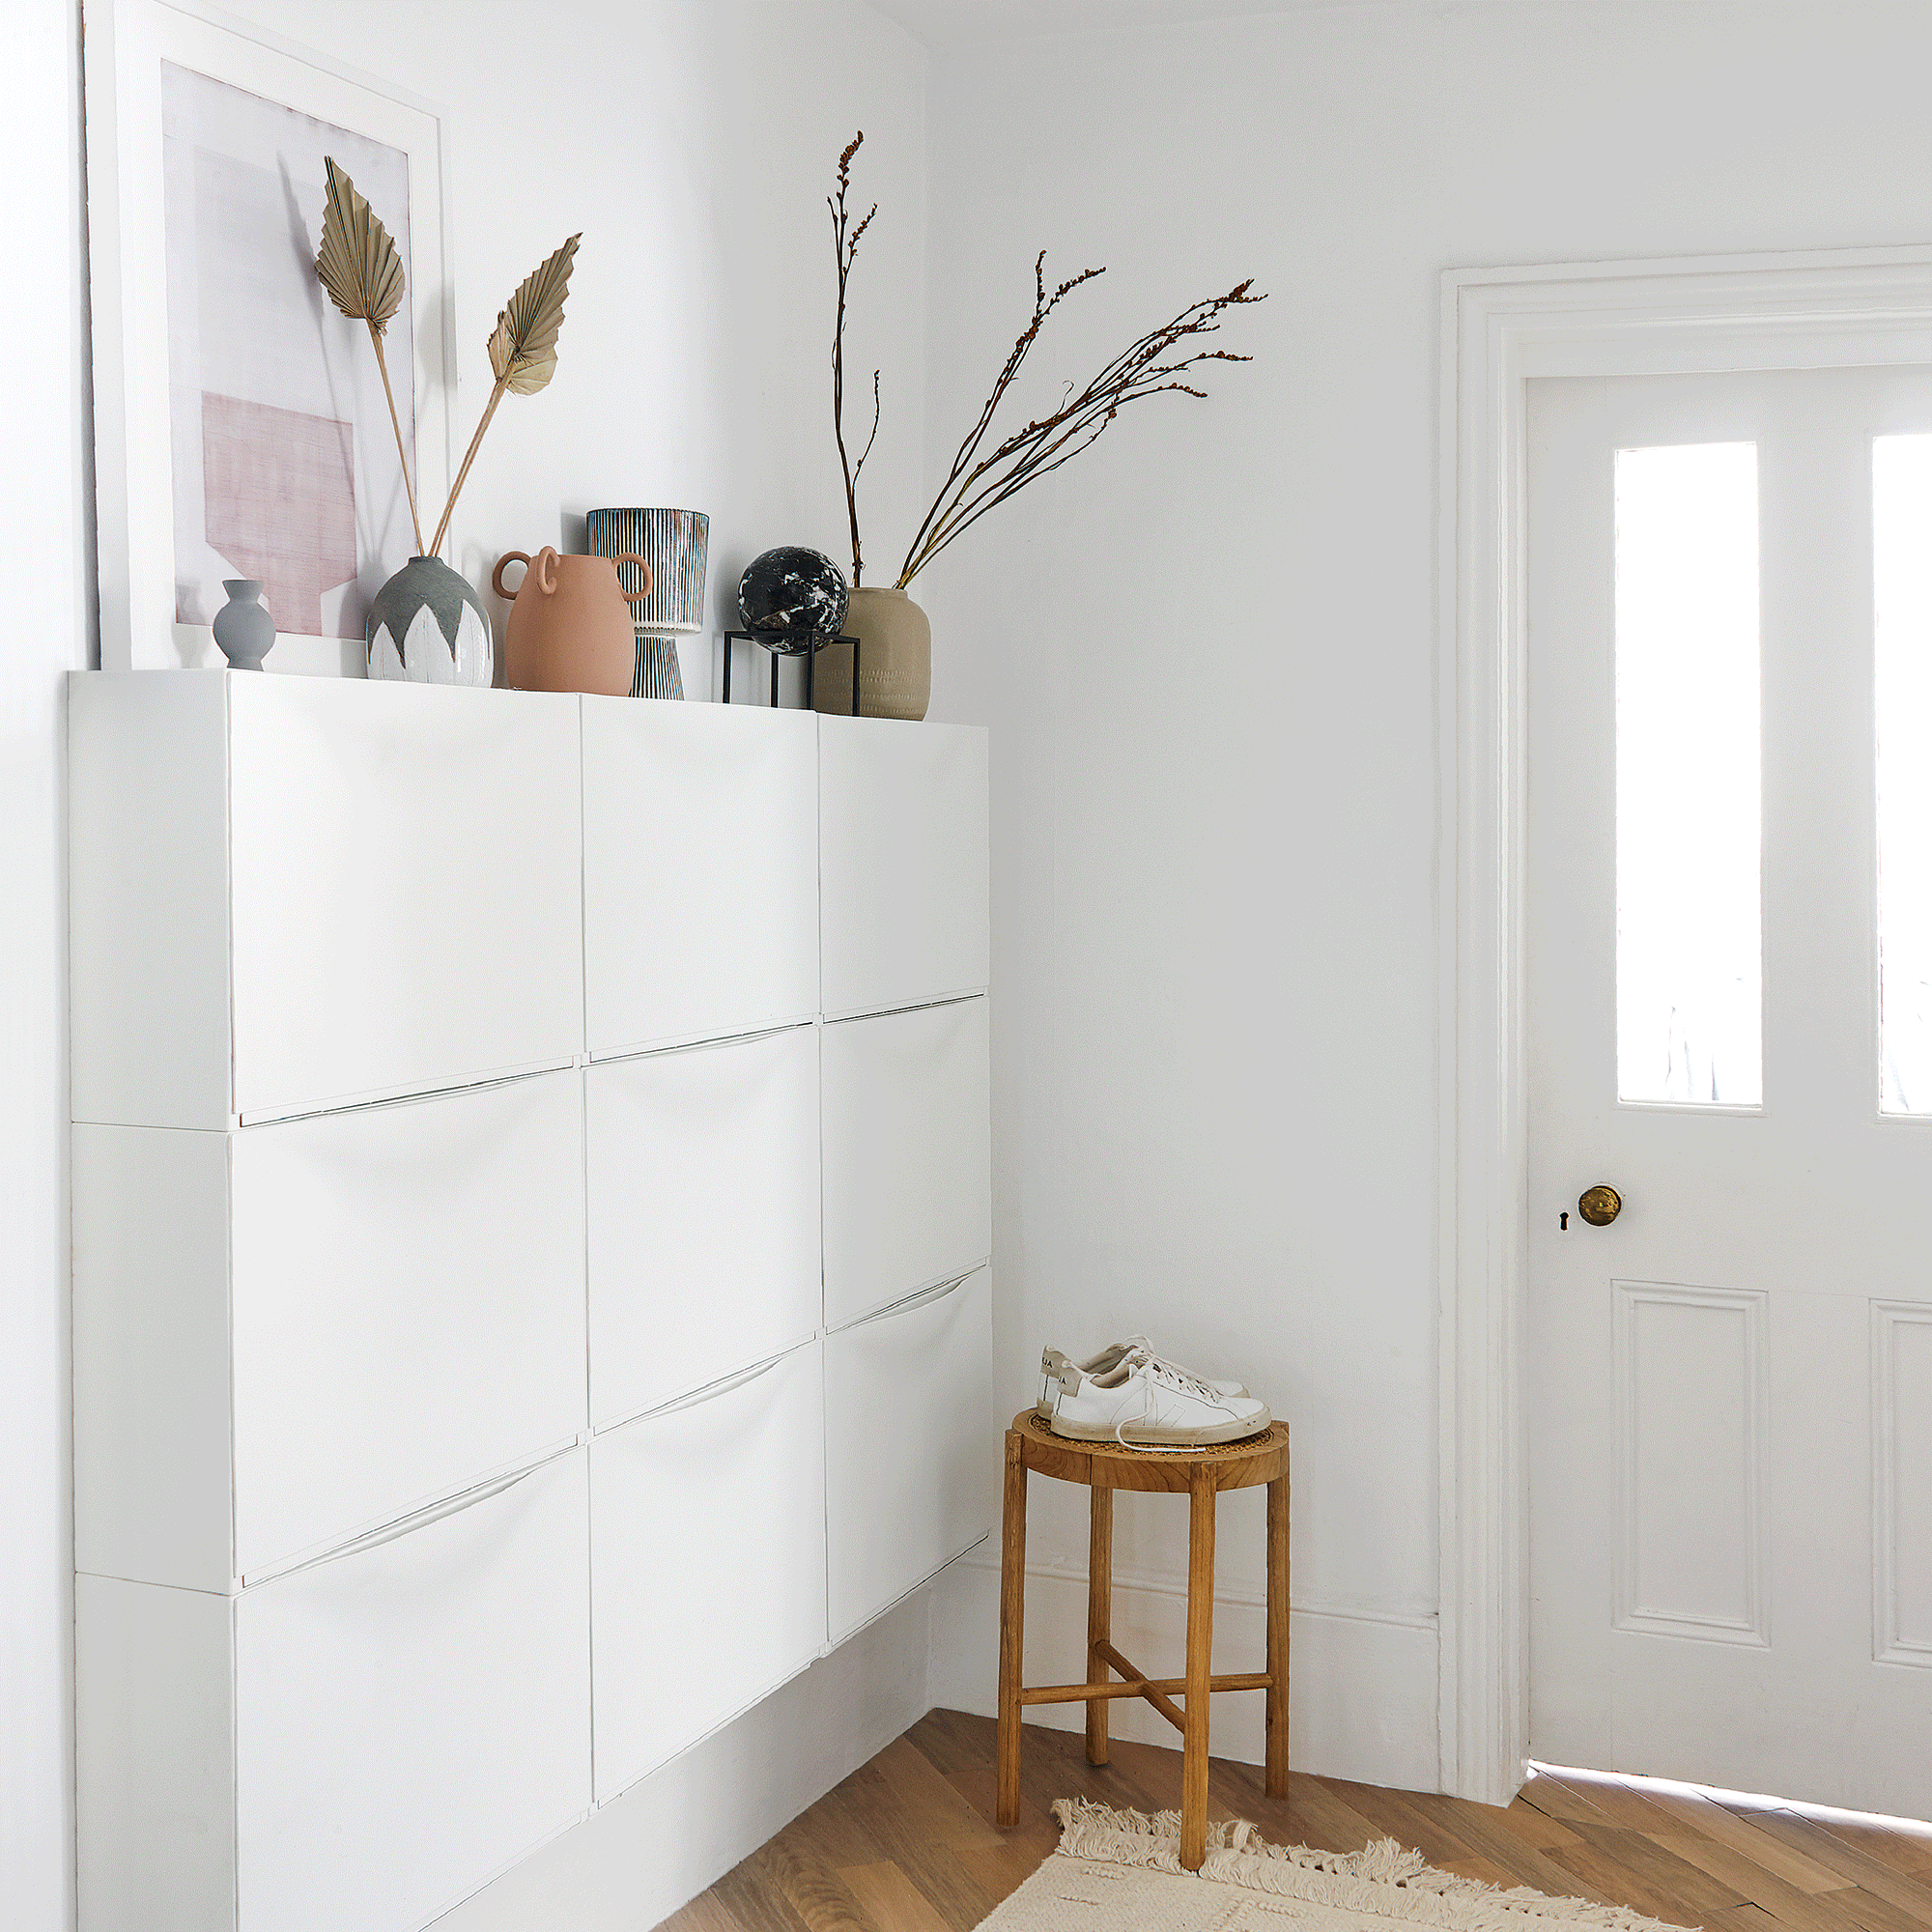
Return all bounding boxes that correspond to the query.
[1436,244,1932,1806]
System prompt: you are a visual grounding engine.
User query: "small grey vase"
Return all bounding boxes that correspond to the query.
[213,579,275,670]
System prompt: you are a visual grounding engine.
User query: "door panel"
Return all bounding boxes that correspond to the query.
[228,677,582,1119]
[589,1342,825,1800]
[825,1269,992,1641]
[587,1026,821,1427]
[582,697,818,1055]
[818,717,989,1017]
[821,999,991,1329]
[231,1071,586,1580]
[1527,367,1932,1816]
[234,1449,590,1932]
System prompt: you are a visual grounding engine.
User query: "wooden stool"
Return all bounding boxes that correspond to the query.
[995,1409,1291,1871]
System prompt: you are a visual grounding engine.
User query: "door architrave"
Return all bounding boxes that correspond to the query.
[1436,245,1932,1805]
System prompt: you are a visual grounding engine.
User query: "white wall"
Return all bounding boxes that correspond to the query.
[919,0,1932,1789]
[3,3,89,1926]
[4,1,931,1925]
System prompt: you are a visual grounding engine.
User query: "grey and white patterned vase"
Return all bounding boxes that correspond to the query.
[586,508,709,700]
[367,556,493,686]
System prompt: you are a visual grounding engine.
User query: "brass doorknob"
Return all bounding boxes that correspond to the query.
[1577,1185,1622,1227]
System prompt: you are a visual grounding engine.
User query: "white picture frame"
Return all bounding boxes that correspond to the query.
[85,0,457,673]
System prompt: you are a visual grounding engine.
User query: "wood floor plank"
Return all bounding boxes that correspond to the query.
[1440,1854,1539,1889]
[1562,1818,1761,1916]
[1323,1777,1513,1870]
[1520,1769,1628,1829]
[753,1841,882,1932]
[1496,1799,1588,1851]
[655,1891,748,1932]
[871,1735,1007,1850]
[1629,1789,1863,1897]
[1388,1797,1614,1901]
[1823,1886,1932,1932]
[1540,1831,1722,1926]
[711,1858,814,1932]
[1804,1819,1932,1881]
[1539,1768,1703,1837]
[1735,1813,1932,1921]
[1651,1832,1868,1921]
[1210,1759,1388,1855]
[1414,1785,1592,1878]
[836,1861,961,1932]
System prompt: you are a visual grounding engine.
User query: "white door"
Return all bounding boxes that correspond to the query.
[1527,366,1932,1817]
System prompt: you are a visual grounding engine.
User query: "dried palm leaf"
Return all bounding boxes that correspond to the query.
[316,156,422,554]
[429,234,581,558]
[317,156,405,331]
[487,236,579,393]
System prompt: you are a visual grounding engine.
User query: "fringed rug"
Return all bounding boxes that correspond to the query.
[973,1801,1697,1932]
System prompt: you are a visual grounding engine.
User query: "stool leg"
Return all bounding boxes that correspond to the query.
[1265,1473,1290,1797]
[1180,1467,1215,1872]
[1086,1485,1113,1765]
[996,1434,1027,1828]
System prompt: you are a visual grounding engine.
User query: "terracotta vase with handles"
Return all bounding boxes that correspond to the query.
[493,546,654,696]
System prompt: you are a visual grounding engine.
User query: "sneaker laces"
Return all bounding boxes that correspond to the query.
[1120,1334,1229,1398]
[1131,1350,1219,1405]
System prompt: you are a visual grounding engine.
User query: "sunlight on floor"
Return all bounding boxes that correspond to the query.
[1527,1760,1932,1841]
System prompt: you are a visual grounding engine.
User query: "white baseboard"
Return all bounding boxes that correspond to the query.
[429,1585,934,1932]
[927,1555,1439,1793]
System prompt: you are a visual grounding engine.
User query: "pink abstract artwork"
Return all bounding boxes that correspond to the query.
[201,394,358,638]
[163,63,414,639]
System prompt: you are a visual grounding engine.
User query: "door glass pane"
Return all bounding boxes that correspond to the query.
[1875,434,1932,1116]
[1615,442,1763,1107]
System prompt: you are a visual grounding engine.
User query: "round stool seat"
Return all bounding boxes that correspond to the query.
[1008,1408,1290,1493]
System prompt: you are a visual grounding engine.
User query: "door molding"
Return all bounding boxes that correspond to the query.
[1435,245,1932,1805]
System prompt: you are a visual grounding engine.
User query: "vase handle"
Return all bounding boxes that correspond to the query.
[492,551,531,599]
[611,553,655,605]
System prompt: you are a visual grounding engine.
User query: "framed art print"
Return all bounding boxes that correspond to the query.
[85,0,456,672]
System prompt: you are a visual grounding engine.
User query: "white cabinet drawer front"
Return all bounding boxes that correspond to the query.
[228,677,582,1120]
[236,1449,591,1932]
[825,1271,993,1641]
[819,717,988,1017]
[582,698,817,1055]
[590,1343,826,1800]
[232,1072,586,1578]
[822,999,991,1330]
[587,1029,820,1427]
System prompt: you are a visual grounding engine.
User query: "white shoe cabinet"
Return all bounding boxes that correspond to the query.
[70,675,993,1932]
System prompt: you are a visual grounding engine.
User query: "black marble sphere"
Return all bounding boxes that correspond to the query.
[737,547,848,652]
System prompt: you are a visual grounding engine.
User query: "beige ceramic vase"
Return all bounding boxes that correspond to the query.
[813,585,931,721]
[494,546,652,696]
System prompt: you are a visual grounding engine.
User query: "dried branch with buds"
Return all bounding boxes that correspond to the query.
[895,261,1263,589]
[830,132,881,586]
[827,133,1264,593]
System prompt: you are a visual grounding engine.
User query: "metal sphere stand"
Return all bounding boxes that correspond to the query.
[721,629,862,711]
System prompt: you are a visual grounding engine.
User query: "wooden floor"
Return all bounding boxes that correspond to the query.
[657,1709,1932,1932]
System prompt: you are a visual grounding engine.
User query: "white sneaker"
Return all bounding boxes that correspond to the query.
[1038,1345,1271,1448]
[1068,1334,1250,1400]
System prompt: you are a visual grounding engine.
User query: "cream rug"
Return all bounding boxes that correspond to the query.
[974,1801,1696,1932]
